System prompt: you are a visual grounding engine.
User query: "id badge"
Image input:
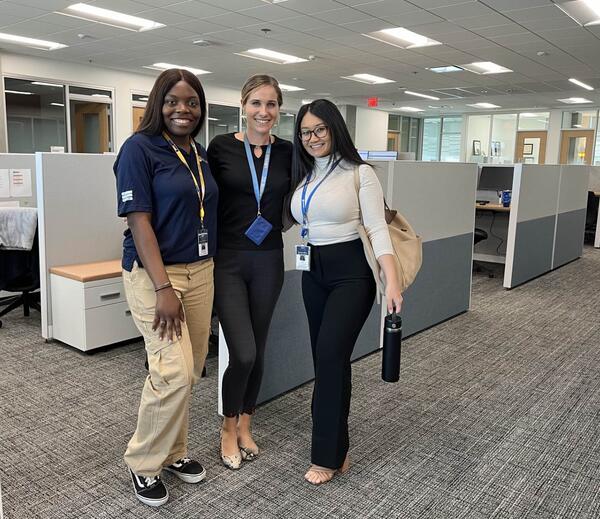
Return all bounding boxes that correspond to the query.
[198,228,209,257]
[295,244,311,271]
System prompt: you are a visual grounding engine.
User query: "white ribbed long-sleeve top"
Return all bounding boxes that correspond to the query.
[291,156,393,259]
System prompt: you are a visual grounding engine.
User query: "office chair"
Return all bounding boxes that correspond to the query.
[473,228,495,278]
[0,231,41,328]
[584,191,599,244]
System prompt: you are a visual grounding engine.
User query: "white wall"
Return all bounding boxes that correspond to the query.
[546,109,563,165]
[0,52,301,151]
[354,107,388,150]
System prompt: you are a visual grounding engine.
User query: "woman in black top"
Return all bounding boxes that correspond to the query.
[207,74,292,469]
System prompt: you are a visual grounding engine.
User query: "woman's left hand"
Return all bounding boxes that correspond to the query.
[385,281,403,314]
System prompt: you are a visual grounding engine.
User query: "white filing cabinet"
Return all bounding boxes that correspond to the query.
[50,260,140,351]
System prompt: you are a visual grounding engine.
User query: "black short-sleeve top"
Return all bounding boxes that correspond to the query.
[114,132,219,271]
[207,133,292,250]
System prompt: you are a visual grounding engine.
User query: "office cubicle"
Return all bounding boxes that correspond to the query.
[475,164,590,288]
[589,167,600,248]
[0,154,36,207]
[219,161,478,411]
[36,153,126,340]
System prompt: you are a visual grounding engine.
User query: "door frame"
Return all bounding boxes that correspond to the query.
[515,130,547,164]
[559,129,595,165]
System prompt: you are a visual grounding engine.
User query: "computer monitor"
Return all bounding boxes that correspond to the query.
[357,150,369,160]
[367,151,397,160]
[477,166,514,191]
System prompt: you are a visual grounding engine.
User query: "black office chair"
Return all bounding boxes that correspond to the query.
[584,191,599,244]
[0,231,41,328]
[473,228,495,278]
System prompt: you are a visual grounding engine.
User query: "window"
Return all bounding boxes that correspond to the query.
[562,111,596,129]
[422,118,441,161]
[4,77,67,153]
[274,112,295,141]
[69,86,113,153]
[518,112,549,131]
[421,116,462,161]
[387,114,420,154]
[208,104,239,146]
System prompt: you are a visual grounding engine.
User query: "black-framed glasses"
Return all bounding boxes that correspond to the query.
[299,125,328,141]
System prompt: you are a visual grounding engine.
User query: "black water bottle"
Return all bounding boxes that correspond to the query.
[382,312,402,382]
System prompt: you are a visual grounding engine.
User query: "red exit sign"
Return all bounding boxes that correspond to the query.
[367,97,379,107]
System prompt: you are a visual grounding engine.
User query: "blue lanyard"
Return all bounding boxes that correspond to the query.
[300,158,342,237]
[243,134,272,215]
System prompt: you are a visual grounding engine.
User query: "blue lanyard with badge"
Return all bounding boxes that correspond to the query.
[296,158,342,271]
[162,131,209,257]
[243,134,273,245]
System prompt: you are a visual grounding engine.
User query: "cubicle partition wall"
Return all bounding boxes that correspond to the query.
[0,153,36,207]
[504,164,590,288]
[589,166,600,248]
[36,153,126,340]
[218,161,477,411]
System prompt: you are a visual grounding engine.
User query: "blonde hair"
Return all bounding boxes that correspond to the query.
[241,74,283,108]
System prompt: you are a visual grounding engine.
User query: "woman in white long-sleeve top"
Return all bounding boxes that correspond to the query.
[289,99,403,485]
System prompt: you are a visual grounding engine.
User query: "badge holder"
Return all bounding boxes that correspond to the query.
[295,244,311,271]
[245,214,273,246]
[198,228,209,257]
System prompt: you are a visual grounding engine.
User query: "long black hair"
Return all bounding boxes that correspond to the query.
[284,99,368,223]
[136,68,207,138]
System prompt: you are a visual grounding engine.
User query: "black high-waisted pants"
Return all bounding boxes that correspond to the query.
[214,248,284,417]
[301,239,376,469]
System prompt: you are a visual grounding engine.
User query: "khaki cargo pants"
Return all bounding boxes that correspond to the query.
[122,259,213,477]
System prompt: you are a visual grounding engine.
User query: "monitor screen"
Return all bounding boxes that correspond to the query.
[367,151,397,160]
[478,166,514,191]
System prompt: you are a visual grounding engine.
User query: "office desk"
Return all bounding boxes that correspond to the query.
[476,203,510,212]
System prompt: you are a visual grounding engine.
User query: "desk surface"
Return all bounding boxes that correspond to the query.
[50,259,121,282]
[476,203,511,213]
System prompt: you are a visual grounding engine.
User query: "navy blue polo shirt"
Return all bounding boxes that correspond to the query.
[114,132,218,271]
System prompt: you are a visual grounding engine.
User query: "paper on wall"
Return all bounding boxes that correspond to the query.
[0,170,9,198]
[9,169,32,198]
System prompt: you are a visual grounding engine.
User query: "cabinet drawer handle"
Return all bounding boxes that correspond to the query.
[100,292,121,300]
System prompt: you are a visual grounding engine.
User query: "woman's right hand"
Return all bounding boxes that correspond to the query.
[152,288,185,341]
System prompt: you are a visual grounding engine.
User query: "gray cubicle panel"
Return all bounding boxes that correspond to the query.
[0,153,36,207]
[589,166,600,248]
[36,152,126,339]
[383,161,477,337]
[504,164,590,288]
[217,161,477,412]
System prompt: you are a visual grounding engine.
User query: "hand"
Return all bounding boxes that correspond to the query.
[385,281,403,314]
[152,288,185,341]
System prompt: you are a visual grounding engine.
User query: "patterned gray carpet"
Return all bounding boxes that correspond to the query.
[1,248,599,519]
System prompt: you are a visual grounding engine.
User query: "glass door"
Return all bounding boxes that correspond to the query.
[559,130,595,165]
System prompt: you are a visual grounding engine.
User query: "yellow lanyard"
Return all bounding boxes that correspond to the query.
[162,131,206,226]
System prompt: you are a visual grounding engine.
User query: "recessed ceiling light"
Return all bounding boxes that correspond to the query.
[301,99,313,105]
[404,90,440,100]
[395,106,425,112]
[279,83,305,92]
[520,112,543,117]
[467,102,501,108]
[0,32,67,51]
[558,97,593,104]
[5,89,34,95]
[51,102,65,107]
[235,48,308,64]
[31,81,63,87]
[363,27,442,49]
[138,97,148,102]
[59,3,165,32]
[341,74,395,85]
[555,0,600,26]
[428,65,463,73]
[261,0,288,3]
[569,78,594,91]
[208,117,219,121]
[144,63,211,75]
[460,61,512,74]
[283,113,295,116]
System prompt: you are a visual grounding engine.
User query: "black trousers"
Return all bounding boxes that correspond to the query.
[302,239,376,469]
[215,248,284,417]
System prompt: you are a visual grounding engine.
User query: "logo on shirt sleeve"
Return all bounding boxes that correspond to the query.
[121,190,133,203]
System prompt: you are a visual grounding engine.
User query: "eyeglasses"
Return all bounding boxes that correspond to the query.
[299,125,328,141]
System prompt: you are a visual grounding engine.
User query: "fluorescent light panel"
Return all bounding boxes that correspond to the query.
[144,63,211,75]
[51,103,65,107]
[558,97,593,104]
[467,102,501,108]
[61,3,165,32]
[236,48,307,64]
[460,61,512,74]
[31,81,63,87]
[569,78,594,90]
[0,32,67,50]
[341,74,395,85]
[396,107,425,112]
[363,27,441,49]
[5,90,34,95]
[279,83,305,92]
[404,90,440,100]
[556,0,600,26]
[428,65,463,73]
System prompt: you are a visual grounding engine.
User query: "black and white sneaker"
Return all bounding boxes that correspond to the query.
[164,458,206,484]
[129,469,169,507]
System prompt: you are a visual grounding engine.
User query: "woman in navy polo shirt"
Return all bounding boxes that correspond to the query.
[114,69,218,507]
